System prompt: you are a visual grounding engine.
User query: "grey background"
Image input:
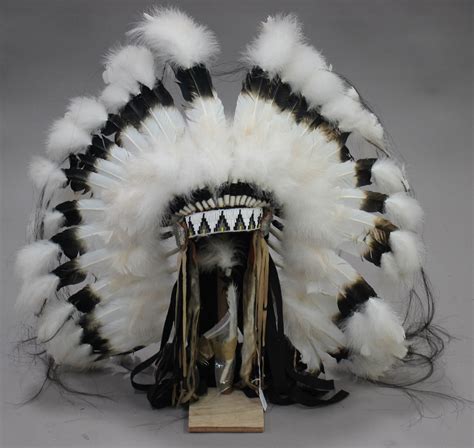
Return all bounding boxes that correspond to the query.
[0,0,472,447]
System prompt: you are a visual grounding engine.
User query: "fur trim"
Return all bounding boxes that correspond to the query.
[132,7,219,68]
[342,298,407,379]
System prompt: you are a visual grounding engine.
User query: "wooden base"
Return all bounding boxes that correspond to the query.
[188,388,264,433]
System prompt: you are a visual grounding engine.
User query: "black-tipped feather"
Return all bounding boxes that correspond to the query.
[243,67,344,143]
[78,315,110,355]
[64,168,90,193]
[363,218,397,266]
[355,158,377,187]
[52,260,87,288]
[51,228,86,259]
[361,191,388,213]
[68,286,101,313]
[337,276,377,317]
[175,64,214,102]
[55,201,82,227]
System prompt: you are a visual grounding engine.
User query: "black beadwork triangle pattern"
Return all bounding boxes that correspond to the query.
[233,210,246,231]
[248,211,257,230]
[187,218,196,237]
[214,211,231,233]
[198,215,212,235]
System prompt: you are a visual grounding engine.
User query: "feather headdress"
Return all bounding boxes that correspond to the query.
[17,8,437,409]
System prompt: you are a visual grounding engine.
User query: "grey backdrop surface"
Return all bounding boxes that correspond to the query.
[0,0,472,447]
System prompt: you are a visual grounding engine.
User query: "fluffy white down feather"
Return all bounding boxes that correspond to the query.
[280,43,328,92]
[100,84,131,113]
[28,156,67,191]
[43,211,65,238]
[37,302,75,342]
[65,97,108,132]
[244,14,304,75]
[44,320,97,368]
[16,274,59,315]
[15,240,61,280]
[132,7,219,68]
[372,159,409,193]
[384,192,424,232]
[389,230,424,274]
[102,45,156,91]
[342,298,407,378]
[46,117,91,161]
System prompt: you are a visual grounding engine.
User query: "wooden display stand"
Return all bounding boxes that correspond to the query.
[188,388,264,433]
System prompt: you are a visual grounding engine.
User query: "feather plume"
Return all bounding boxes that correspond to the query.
[29,156,67,191]
[384,192,424,232]
[16,274,59,315]
[131,7,219,68]
[16,240,61,280]
[102,45,156,91]
[37,302,75,342]
[244,14,304,75]
[342,298,407,378]
[372,159,409,193]
[46,117,91,161]
[66,97,108,132]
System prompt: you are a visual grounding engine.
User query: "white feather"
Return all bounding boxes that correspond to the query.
[61,343,96,368]
[342,298,407,379]
[16,274,59,315]
[43,211,65,237]
[16,240,61,280]
[384,192,424,232]
[44,320,96,368]
[320,94,384,147]
[28,156,67,191]
[283,294,345,370]
[37,302,74,342]
[46,117,91,161]
[76,224,112,251]
[302,70,346,106]
[281,44,328,93]
[244,14,304,75]
[387,230,425,275]
[132,7,219,68]
[65,97,108,132]
[102,45,156,91]
[372,159,409,193]
[100,84,130,113]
